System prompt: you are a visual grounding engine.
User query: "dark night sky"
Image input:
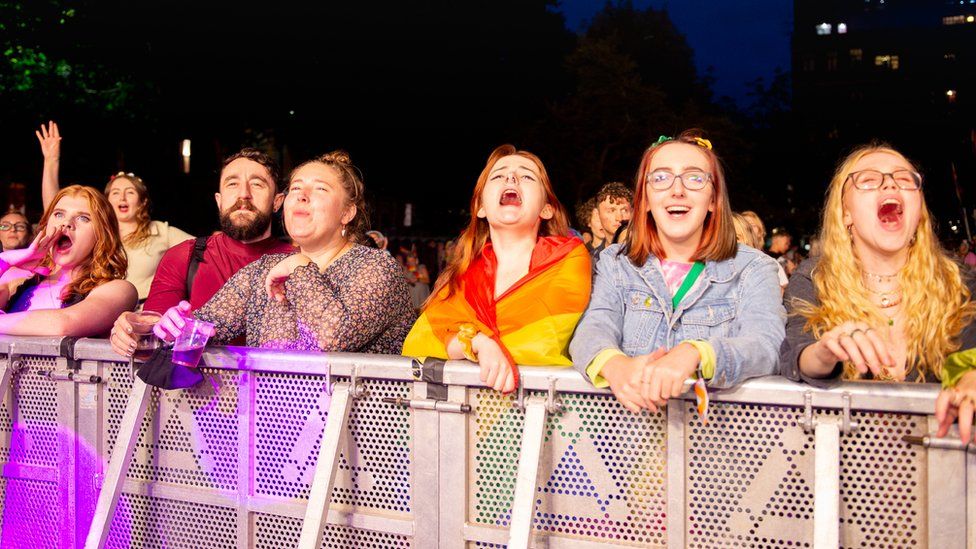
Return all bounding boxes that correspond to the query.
[560,0,793,104]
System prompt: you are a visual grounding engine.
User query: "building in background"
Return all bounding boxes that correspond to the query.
[793,0,976,237]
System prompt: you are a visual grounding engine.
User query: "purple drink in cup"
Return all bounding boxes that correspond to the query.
[171,318,215,368]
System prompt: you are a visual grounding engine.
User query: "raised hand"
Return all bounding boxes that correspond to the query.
[35,121,61,160]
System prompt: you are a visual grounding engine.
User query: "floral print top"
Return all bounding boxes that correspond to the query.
[196,245,415,353]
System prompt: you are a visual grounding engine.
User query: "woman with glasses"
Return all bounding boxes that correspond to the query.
[0,212,32,251]
[570,130,785,414]
[780,143,976,441]
[37,122,193,304]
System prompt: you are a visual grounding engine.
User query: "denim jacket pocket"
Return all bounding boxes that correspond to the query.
[621,289,665,354]
[680,299,736,340]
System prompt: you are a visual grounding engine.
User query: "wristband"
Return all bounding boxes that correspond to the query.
[457,322,480,362]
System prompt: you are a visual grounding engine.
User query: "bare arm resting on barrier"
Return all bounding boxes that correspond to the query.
[0,279,136,336]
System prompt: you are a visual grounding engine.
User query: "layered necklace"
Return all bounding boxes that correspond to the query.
[861,269,902,325]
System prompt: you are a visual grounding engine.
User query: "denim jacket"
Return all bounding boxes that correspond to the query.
[570,243,786,388]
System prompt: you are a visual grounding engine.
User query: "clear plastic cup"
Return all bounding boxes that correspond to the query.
[125,311,162,361]
[171,318,215,368]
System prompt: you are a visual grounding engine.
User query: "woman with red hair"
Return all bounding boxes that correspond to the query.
[0,185,136,335]
[402,144,591,393]
[570,131,784,414]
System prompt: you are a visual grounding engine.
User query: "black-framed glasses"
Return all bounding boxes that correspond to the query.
[0,223,28,232]
[646,170,712,191]
[846,169,922,191]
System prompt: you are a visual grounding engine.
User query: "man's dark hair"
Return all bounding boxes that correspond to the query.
[595,181,632,205]
[220,148,281,191]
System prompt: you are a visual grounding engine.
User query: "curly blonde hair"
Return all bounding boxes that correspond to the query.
[795,144,974,381]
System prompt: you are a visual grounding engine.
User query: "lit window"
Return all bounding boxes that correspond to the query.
[816,22,832,35]
[874,55,900,69]
[944,15,966,24]
[850,48,863,62]
[838,23,848,33]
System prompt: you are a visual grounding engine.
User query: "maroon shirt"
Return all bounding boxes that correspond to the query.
[143,232,295,314]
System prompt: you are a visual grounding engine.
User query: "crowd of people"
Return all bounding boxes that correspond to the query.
[3,122,976,442]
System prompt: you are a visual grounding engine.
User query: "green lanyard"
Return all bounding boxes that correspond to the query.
[671,261,705,309]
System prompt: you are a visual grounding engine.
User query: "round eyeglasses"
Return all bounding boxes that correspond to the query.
[646,170,712,191]
[846,169,922,191]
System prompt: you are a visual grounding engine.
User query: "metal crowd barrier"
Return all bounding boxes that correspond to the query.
[0,335,971,548]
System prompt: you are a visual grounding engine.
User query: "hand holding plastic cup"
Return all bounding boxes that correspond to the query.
[124,311,162,361]
[171,317,215,368]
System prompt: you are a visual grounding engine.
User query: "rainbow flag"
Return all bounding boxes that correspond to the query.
[402,236,591,389]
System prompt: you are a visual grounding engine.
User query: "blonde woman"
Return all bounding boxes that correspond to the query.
[780,143,976,440]
[732,212,762,249]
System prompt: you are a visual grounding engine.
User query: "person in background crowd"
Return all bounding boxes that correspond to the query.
[0,185,136,335]
[959,239,976,268]
[3,182,32,219]
[732,212,763,249]
[401,245,431,311]
[586,182,632,259]
[0,211,33,251]
[109,148,295,353]
[807,235,823,258]
[576,197,598,245]
[366,230,388,251]
[740,210,766,248]
[143,151,413,353]
[778,143,976,443]
[769,227,796,275]
[571,131,784,414]
[38,121,195,304]
[403,144,591,393]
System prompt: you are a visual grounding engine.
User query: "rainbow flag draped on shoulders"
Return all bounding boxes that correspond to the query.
[402,236,591,388]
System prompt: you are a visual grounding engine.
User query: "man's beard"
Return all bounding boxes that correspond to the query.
[219,200,273,242]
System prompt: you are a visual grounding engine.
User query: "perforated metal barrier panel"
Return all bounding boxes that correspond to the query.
[100,360,414,548]
[0,339,967,549]
[0,355,64,549]
[469,389,668,547]
[685,402,927,548]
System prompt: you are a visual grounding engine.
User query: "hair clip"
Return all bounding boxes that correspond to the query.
[693,137,713,150]
[653,135,673,147]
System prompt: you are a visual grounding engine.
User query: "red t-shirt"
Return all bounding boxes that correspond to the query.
[143,232,296,314]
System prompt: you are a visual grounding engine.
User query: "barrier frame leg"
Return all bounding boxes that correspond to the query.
[813,419,840,549]
[297,381,354,549]
[84,376,154,549]
[507,395,548,549]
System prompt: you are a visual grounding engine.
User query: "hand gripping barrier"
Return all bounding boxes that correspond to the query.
[0,335,971,548]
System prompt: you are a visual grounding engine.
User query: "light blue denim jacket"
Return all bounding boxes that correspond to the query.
[570,243,786,388]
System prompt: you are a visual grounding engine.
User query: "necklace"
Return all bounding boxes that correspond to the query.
[862,269,900,283]
[862,285,902,307]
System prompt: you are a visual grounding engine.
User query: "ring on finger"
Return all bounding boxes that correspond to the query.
[849,329,864,338]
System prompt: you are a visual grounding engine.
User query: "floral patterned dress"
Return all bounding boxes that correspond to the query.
[196,245,414,353]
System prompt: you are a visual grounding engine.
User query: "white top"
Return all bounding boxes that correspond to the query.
[125,220,193,299]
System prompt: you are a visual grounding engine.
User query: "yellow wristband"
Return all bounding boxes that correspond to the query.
[683,340,716,380]
[457,322,479,362]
